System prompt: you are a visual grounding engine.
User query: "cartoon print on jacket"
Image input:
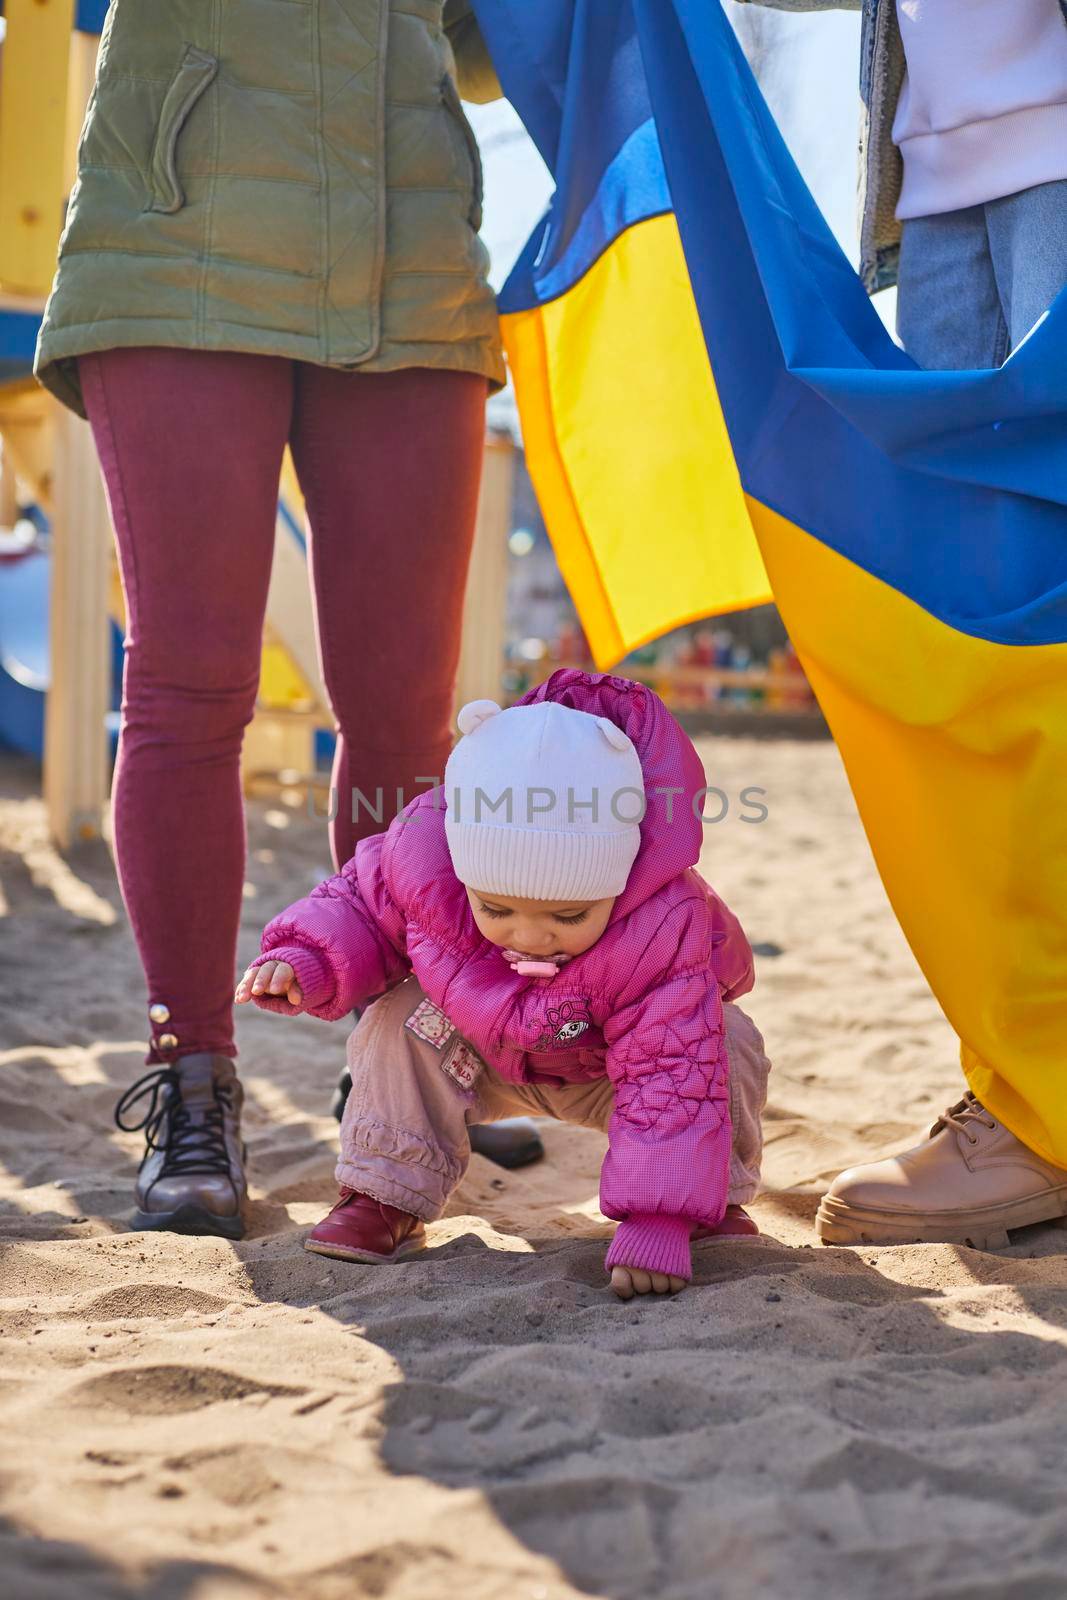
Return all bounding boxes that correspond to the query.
[527,996,593,1053]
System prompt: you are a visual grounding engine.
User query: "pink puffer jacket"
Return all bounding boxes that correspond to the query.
[247,670,754,1279]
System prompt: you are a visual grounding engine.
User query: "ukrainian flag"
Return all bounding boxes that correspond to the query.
[473,0,1067,1165]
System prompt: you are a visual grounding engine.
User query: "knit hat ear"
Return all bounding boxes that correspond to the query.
[456,699,502,736]
[595,716,634,753]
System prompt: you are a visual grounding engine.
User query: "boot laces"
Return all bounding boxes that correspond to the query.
[114,1066,235,1178]
[936,1091,996,1146]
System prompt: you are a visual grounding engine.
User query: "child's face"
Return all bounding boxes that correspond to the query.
[465,886,615,960]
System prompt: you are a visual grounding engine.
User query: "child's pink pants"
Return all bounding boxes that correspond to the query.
[337,976,772,1219]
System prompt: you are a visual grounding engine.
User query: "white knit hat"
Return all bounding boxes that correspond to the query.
[444,699,645,901]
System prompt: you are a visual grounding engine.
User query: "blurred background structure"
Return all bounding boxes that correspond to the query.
[498,449,822,734]
[0,1,870,841]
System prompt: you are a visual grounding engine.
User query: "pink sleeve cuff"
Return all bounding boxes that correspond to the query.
[246,946,335,1014]
[605,1214,693,1281]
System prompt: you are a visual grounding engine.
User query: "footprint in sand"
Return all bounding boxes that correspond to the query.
[65,1363,306,1416]
[161,1443,289,1509]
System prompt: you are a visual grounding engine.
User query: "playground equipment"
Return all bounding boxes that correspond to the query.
[0,1,514,845]
[0,2,126,848]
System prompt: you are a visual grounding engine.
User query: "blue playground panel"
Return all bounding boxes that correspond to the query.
[314,727,337,770]
[0,307,40,364]
[76,0,109,30]
[0,550,49,758]
[0,542,332,771]
[0,306,43,386]
[0,3,108,30]
[0,546,123,762]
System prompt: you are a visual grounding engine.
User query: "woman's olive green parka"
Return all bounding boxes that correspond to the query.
[35,0,506,416]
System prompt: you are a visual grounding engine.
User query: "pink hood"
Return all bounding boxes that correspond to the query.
[249,670,755,1280]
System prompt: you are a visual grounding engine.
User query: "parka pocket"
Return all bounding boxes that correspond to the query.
[440,72,484,233]
[146,45,219,215]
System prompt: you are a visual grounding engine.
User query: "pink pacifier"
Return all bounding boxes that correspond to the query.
[502,948,569,979]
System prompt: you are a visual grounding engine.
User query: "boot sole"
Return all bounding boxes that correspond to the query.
[304,1231,427,1265]
[132,1205,245,1241]
[816,1188,1067,1251]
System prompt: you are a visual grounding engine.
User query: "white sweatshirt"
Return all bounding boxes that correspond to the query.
[892,0,1067,219]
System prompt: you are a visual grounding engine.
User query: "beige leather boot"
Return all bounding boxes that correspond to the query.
[817,1092,1067,1250]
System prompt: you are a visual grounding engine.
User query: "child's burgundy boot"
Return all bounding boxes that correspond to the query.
[692,1204,760,1242]
[306,1189,427,1263]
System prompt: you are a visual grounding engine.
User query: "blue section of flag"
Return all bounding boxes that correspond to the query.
[498,117,669,314]
[643,0,1067,644]
[480,2,668,314]
[475,0,1067,646]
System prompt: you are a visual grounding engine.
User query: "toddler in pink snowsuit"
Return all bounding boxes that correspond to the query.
[236,670,771,1298]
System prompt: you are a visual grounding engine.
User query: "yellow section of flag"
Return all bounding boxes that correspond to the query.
[752,496,1067,1166]
[501,213,771,667]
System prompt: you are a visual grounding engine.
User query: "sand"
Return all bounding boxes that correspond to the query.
[2,735,1066,1600]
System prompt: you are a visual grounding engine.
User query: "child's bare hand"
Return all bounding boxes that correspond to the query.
[234,960,302,1007]
[610,1266,686,1300]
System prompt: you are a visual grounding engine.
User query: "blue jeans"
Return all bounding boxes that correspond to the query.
[896,178,1067,370]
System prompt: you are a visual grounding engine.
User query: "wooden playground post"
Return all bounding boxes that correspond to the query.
[42,403,113,848]
[0,443,19,529]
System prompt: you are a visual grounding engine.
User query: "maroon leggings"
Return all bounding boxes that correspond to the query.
[80,349,487,1067]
